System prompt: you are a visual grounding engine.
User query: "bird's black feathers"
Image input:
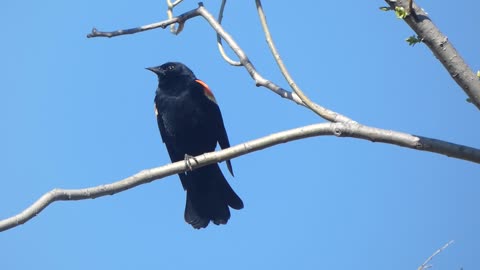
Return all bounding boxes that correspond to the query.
[147,62,243,229]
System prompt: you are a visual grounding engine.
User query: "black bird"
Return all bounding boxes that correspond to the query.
[147,62,243,229]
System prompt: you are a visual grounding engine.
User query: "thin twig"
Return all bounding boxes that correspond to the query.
[166,0,185,34]
[255,0,332,120]
[195,5,355,123]
[87,7,199,38]
[216,0,242,66]
[1,123,479,232]
[418,240,454,270]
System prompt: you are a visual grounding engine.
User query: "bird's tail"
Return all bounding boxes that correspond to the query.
[183,164,243,229]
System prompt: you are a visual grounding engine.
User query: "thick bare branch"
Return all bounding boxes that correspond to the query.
[1,123,479,232]
[384,0,480,110]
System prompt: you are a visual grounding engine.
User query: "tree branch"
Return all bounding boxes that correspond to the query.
[216,0,242,66]
[198,5,354,124]
[85,4,480,162]
[86,4,199,38]
[87,3,354,124]
[384,0,480,110]
[418,240,454,270]
[1,123,479,232]
[166,0,185,34]
[255,0,326,119]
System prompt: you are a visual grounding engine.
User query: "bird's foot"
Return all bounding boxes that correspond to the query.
[184,154,198,171]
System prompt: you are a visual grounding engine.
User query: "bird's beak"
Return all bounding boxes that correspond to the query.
[146,66,165,76]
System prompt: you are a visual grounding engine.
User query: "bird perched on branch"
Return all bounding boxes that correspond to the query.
[147,62,243,229]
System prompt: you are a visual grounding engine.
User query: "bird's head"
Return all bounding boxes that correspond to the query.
[146,62,196,83]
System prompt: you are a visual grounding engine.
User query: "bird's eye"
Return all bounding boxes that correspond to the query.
[167,65,175,71]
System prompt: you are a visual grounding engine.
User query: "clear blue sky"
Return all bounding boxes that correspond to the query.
[2,1,479,269]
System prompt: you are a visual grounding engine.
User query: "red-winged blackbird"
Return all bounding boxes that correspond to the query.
[147,62,243,229]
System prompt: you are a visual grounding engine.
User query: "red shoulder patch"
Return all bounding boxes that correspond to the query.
[195,79,217,104]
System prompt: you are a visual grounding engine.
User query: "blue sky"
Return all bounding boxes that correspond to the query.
[1,1,479,269]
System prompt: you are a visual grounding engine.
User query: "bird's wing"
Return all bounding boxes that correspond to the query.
[154,95,190,189]
[153,98,167,144]
[195,79,234,176]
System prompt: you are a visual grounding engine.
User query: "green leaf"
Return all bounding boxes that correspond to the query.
[406,35,422,46]
[395,6,407,19]
[379,6,393,11]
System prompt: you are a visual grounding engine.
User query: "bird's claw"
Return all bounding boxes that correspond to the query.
[184,154,198,172]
